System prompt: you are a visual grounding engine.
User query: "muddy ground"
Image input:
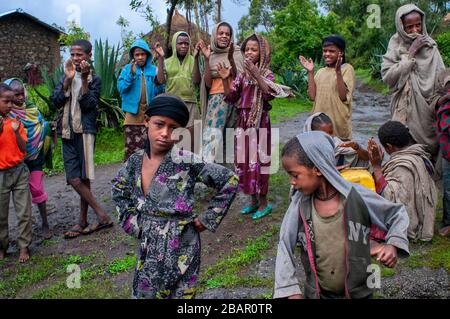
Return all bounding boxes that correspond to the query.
[1,81,448,299]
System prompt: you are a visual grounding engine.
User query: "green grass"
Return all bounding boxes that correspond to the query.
[381,266,396,278]
[0,255,66,298]
[355,68,390,95]
[406,236,450,272]
[402,195,449,272]
[201,226,279,290]
[255,292,273,299]
[46,127,124,175]
[107,254,137,275]
[32,276,127,299]
[270,97,312,125]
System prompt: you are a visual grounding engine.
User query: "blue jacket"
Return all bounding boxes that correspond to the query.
[117,39,165,115]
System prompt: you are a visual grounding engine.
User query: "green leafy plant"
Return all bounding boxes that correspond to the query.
[436,31,450,67]
[30,65,64,119]
[59,21,91,49]
[369,40,388,80]
[93,39,124,128]
[278,64,308,98]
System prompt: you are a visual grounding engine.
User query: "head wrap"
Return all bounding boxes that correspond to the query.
[145,94,190,127]
[4,78,28,101]
[3,78,46,161]
[296,131,352,197]
[239,33,293,128]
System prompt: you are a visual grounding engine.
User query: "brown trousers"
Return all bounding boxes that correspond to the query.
[0,163,32,251]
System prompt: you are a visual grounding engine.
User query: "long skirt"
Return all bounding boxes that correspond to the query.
[132,215,200,299]
[235,108,271,196]
[202,93,236,163]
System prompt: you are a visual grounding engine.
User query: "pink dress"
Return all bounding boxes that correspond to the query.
[225,72,275,196]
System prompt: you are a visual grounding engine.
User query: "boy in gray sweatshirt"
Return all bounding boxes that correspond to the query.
[274,131,409,299]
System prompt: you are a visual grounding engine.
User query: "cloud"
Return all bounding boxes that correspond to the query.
[0,0,167,44]
[0,0,247,45]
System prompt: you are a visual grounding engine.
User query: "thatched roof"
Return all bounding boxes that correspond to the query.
[118,10,210,68]
[144,10,210,57]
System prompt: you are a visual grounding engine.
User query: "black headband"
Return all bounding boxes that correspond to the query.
[145,95,190,128]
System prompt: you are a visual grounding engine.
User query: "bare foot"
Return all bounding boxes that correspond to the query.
[439,226,450,237]
[41,225,53,240]
[0,249,5,260]
[19,248,30,263]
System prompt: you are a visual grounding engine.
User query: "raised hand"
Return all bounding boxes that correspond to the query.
[335,52,343,73]
[80,60,91,79]
[368,138,384,168]
[244,58,260,78]
[154,42,165,58]
[199,41,211,59]
[299,56,314,73]
[409,35,427,57]
[193,42,201,58]
[130,59,137,75]
[65,59,76,80]
[217,62,231,80]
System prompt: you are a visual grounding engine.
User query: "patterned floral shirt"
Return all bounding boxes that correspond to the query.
[111,148,239,237]
[435,94,450,161]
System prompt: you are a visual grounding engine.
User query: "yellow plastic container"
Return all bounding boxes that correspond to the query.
[340,168,376,192]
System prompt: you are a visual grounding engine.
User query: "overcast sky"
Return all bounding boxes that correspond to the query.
[0,0,248,45]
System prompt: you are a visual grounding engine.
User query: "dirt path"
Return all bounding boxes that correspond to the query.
[2,81,448,299]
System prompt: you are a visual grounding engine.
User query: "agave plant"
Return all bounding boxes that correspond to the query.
[93,39,124,128]
[369,40,388,80]
[94,39,121,100]
[278,64,309,99]
[32,65,64,117]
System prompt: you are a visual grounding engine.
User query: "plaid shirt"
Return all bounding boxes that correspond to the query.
[435,90,450,161]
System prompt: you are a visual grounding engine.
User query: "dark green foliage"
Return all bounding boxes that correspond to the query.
[436,31,450,66]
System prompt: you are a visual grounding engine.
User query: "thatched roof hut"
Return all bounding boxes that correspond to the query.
[145,10,210,58]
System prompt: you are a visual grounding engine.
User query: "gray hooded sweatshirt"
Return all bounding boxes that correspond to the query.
[274,131,409,299]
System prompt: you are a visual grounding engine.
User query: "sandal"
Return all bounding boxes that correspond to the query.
[82,220,114,235]
[64,223,88,239]
[252,204,273,220]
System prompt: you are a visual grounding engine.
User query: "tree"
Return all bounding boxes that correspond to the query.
[116,16,137,53]
[237,0,289,39]
[129,0,215,53]
[321,0,449,34]
[269,0,352,73]
[319,0,449,70]
[58,21,91,50]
